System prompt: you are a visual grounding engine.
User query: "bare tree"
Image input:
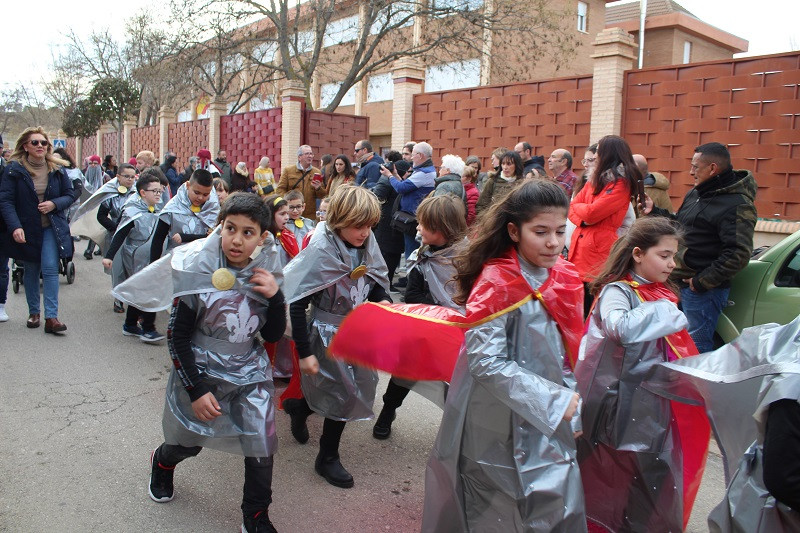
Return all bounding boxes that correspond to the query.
[175,0,578,111]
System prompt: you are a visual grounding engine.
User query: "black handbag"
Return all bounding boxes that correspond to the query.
[390,194,417,235]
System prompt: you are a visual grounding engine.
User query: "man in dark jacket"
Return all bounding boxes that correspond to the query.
[646,142,757,352]
[354,140,384,190]
[215,150,232,186]
[515,141,546,177]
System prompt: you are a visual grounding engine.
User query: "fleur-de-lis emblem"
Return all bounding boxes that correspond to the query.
[225,297,259,343]
[350,277,369,307]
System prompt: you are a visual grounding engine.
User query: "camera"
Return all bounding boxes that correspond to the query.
[382,161,394,172]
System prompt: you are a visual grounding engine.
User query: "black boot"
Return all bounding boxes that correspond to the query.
[372,408,396,440]
[283,398,311,444]
[314,449,354,488]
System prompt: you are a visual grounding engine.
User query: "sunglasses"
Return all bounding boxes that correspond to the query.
[29,140,48,147]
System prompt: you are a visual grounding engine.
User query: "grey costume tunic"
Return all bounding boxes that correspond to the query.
[575,278,689,533]
[112,195,160,286]
[422,259,586,533]
[406,240,463,310]
[113,228,284,457]
[158,183,219,252]
[69,177,134,251]
[286,216,314,244]
[643,315,800,533]
[283,222,389,421]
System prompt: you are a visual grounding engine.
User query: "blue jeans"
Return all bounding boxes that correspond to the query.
[680,286,730,353]
[23,227,60,318]
[403,234,418,259]
[0,254,8,305]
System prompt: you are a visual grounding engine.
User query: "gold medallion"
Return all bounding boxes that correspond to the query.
[117,185,128,194]
[190,205,201,213]
[349,265,367,280]
[294,219,304,228]
[148,206,155,213]
[212,268,236,291]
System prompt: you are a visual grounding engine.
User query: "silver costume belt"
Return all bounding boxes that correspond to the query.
[311,307,346,326]
[191,331,254,356]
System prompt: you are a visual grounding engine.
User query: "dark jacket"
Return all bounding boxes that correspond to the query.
[523,155,546,177]
[215,158,232,185]
[355,154,385,190]
[652,168,757,292]
[161,155,180,196]
[0,161,78,262]
[390,162,436,214]
[434,173,466,203]
[373,175,405,255]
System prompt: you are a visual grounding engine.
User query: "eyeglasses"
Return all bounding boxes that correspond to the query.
[287,205,304,211]
[143,189,163,195]
[301,152,313,157]
[316,210,326,217]
[354,147,365,153]
[581,158,596,164]
[89,161,99,165]
[29,140,48,147]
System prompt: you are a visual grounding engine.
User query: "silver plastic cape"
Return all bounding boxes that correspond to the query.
[282,222,389,421]
[643,315,800,532]
[158,182,220,252]
[574,278,689,532]
[69,177,134,248]
[112,226,281,313]
[397,242,464,408]
[286,216,314,244]
[109,195,160,286]
[115,227,282,458]
[422,259,586,533]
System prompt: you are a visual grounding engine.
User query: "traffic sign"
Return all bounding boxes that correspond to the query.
[53,139,66,149]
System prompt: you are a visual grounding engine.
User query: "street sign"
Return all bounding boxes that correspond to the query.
[53,139,66,149]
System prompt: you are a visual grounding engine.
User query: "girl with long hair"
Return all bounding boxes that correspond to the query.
[325,154,356,197]
[575,216,709,533]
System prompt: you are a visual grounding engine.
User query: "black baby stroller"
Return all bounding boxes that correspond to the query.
[10,257,75,293]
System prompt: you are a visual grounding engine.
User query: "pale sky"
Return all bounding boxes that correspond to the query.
[3,0,799,93]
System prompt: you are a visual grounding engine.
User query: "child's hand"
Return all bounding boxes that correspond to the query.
[192,392,222,421]
[299,355,320,375]
[250,268,279,298]
[573,430,583,439]
[637,194,653,215]
[562,393,580,422]
[171,233,183,244]
[102,258,113,269]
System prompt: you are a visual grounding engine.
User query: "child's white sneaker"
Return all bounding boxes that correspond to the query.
[0,304,8,322]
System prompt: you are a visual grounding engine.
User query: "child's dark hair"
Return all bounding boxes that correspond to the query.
[135,172,161,193]
[218,191,271,232]
[417,195,467,245]
[117,163,136,175]
[453,179,569,305]
[589,217,683,296]
[263,194,288,235]
[283,190,304,203]
[140,167,169,188]
[190,168,214,187]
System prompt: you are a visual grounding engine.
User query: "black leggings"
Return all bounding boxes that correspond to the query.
[382,378,411,411]
[126,305,155,331]
[156,443,273,515]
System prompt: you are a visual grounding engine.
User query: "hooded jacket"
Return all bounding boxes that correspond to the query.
[654,168,757,291]
[644,171,672,211]
[161,155,180,196]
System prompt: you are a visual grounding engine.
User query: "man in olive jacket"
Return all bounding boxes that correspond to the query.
[275,145,326,220]
[646,142,757,352]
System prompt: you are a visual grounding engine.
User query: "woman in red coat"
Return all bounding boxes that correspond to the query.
[567,135,641,315]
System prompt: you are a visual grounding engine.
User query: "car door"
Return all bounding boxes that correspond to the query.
[753,235,800,327]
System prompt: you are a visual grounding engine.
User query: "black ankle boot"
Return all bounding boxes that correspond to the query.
[372,408,396,440]
[283,398,310,444]
[314,450,354,488]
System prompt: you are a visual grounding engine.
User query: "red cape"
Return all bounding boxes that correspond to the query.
[278,230,299,259]
[622,277,710,528]
[328,249,583,381]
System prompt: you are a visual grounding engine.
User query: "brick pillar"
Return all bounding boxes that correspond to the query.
[75,137,83,165]
[96,124,113,157]
[391,58,425,151]
[207,97,227,156]
[354,80,364,116]
[590,28,637,142]
[158,106,175,161]
[280,80,306,171]
[123,120,136,162]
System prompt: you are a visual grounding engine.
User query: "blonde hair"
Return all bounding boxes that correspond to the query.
[461,166,477,184]
[416,194,466,244]
[326,185,380,231]
[136,150,156,167]
[12,127,68,173]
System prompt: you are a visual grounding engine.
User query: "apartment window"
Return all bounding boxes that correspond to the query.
[370,4,414,35]
[324,15,360,47]
[291,30,315,55]
[253,42,278,63]
[432,0,484,13]
[320,83,356,108]
[425,59,480,92]
[177,110,192,122]
[367,74,394,102]
[250,94,276,111]
[577,1,588,33]
[683,41,692,64]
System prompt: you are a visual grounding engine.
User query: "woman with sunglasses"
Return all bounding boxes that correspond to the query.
[0,127,78,333]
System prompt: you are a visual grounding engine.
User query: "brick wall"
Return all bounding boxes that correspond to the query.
[169,119,209,172]
[413,76,593,171]
[131,125,159,161]
[623,51,800,219]
[219,108,283,177]
[82,135,97,161]
[103,131,119,160]
[303,110,369,169]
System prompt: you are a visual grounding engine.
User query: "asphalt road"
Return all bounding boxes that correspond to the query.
[0,253,726,532]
